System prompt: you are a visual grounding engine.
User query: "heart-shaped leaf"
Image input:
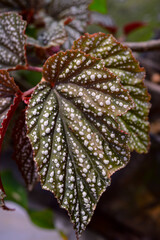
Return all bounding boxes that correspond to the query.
[26,50,133,236]
[72,33,150,153]
[0,12,27,70]
[13,110,38,191]
[0,70,22,209]
[47,0,92,49]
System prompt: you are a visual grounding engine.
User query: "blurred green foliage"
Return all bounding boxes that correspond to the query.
[28,209,54,229]
[1,171,54,229]
[108,0,160,40]
[89,0,107,14]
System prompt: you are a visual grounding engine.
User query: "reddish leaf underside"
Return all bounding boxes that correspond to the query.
[0,12,27,70]
[0,70,22,209]
[13,110,38,191]
[26,49,133,236]
[72,32,150,153]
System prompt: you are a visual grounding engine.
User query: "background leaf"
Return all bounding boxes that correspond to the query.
[12,110,38,191]
[1,171,28,209]
[0,12,27,70]
[72,33,150,153]
[1,170,55,229]
[28,209,54,229]
[26,49,133,236]
[47,0,92,49]
[89,0,107,14]
[27,20,67,49]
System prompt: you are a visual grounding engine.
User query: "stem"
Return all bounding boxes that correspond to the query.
[124,39,160,52]
[22,87,36,99]
[26,65,43,72]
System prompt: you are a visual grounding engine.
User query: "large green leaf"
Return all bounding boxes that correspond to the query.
[26,50,133,236]
[0,12,27,70]
[72,33,150,153]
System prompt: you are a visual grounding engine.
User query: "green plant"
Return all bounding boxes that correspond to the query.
[0,1,150,239]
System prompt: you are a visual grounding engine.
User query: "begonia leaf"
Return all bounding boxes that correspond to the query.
[0,70,22,209]
[72,33,150,153]
[13,111,38,191]
[26,50,133,236]
[47,0,92,49]
[27,20,67,49]
[0,12,27,70]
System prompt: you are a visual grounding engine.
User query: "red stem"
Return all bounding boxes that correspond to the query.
[26,65,43,72]
[22,87,36,98]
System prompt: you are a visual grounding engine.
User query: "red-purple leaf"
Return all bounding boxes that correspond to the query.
[0,70,22,209]
[13,110,38,191]
[123,21,147,35]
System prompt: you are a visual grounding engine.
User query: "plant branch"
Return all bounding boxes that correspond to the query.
[124,39,160,52]
[22,87,36,98]
[145,80,160,94]
[26,65,43,72]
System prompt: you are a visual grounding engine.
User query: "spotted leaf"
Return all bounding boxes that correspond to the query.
[0,70,22,210]
[27,20,67,49]
[26,50,133,236]
[72,33,150,153]
[13,111,38,191]
[47,0,92,49]
[0,12,27,70]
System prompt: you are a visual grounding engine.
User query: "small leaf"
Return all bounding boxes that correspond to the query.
[13,110,38,191]
[28,209,54,229]
[1,171,28,209]
[47,0,92,49]
[26,50,132,235]
[123,21,147,35]
[72,33,150,153]
[0,12,27,70]
[27,20,67,49]
[0,70,22,209]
